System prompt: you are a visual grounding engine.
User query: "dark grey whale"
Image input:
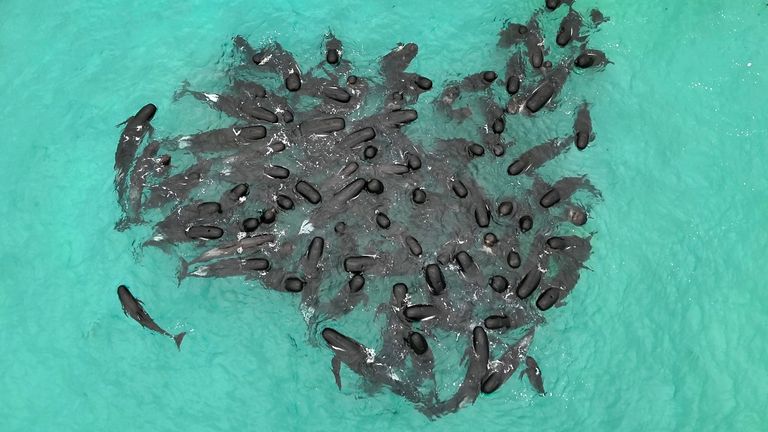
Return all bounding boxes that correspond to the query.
[117,285,186,349]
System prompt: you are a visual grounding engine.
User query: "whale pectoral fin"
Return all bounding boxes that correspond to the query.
[519,368,527,380]
[331,357,342,390]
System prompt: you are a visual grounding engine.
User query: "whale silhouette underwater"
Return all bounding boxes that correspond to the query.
[113,0,608,417]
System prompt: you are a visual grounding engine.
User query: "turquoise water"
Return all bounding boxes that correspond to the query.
[1,0,767,430]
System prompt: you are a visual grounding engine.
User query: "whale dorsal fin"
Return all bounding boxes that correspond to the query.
[331,357,342,390]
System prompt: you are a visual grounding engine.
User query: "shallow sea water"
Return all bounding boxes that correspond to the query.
[1,0,767,430]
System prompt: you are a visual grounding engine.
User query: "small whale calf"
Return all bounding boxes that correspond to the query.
[117,285,186,349]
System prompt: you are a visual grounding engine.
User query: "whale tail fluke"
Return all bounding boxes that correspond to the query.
[174,332,187,350]
[173,80,192,102]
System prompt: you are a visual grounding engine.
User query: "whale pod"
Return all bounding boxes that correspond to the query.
[296,181,322,204]
[404,305,439,322]
[425,264,446,295]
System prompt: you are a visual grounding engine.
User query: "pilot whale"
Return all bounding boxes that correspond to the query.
[117,285,186,349]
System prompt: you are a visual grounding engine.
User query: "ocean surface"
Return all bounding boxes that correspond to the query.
[1,0,766,430]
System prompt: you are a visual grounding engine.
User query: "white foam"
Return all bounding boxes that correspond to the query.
[364,348,376,364]
[299,220,314,234]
